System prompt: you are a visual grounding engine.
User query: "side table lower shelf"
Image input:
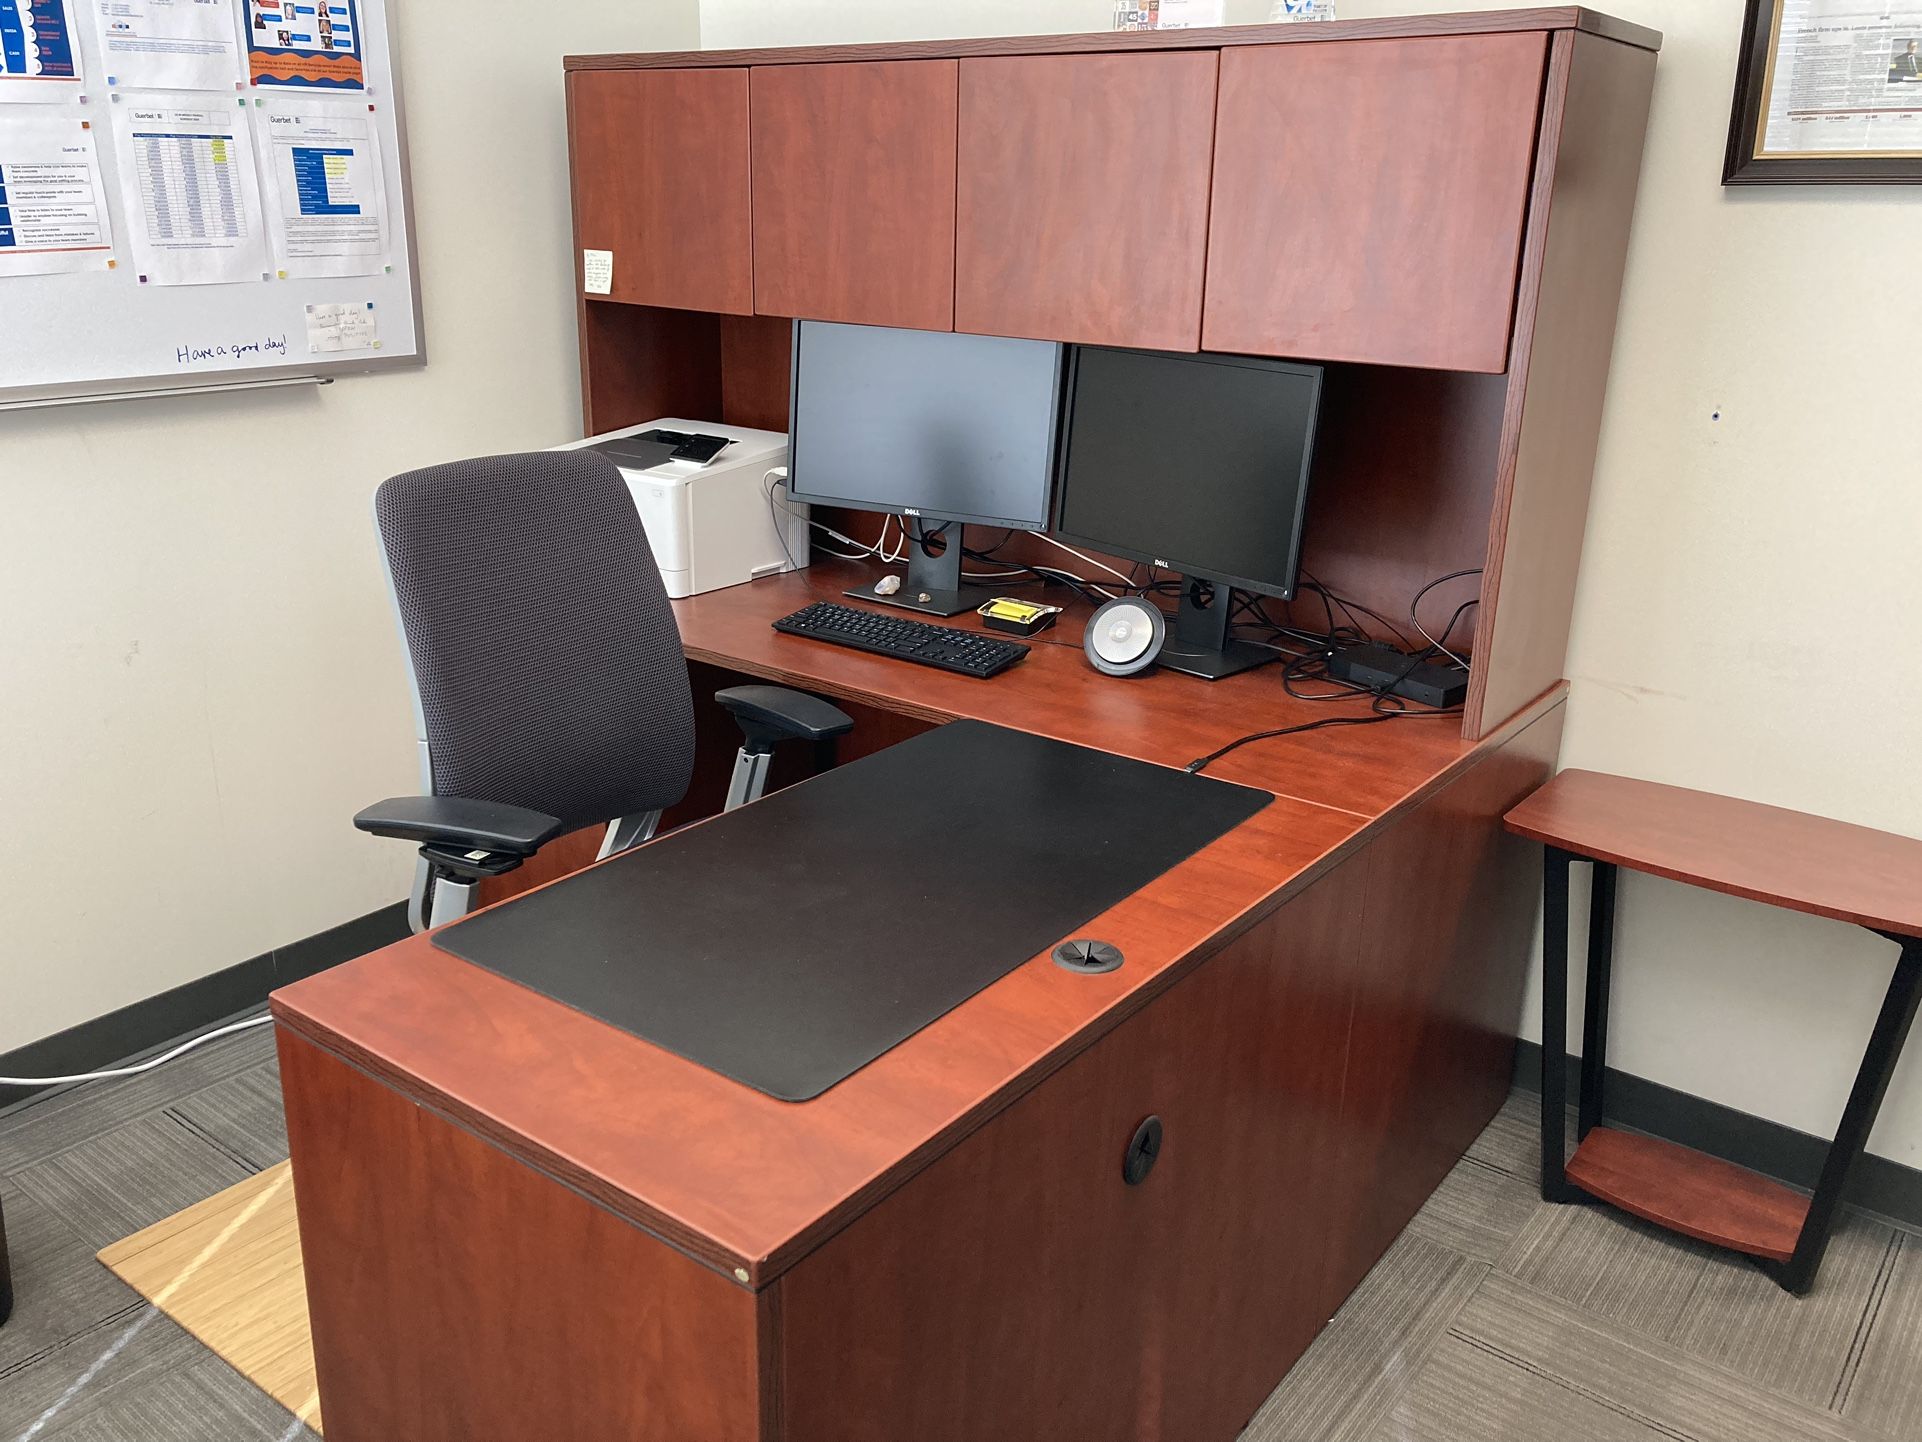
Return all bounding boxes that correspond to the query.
[1563,1126,1808,1264]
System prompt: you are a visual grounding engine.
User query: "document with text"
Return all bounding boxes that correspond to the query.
[0,0,85,100]
[0,111,112,273]
[92,0,245,92]
[258,98,384,276]
[1761,0,1922,156]
[109,95,271,283]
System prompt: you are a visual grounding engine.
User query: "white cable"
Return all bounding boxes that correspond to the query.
[960,559,1116,599]
[1032,532,1134,586]
[0,1014,273,1088]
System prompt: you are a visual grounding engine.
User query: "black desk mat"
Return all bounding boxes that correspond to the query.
[433,720,1271,1101]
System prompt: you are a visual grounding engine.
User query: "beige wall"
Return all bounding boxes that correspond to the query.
[0,0,701,1054]
[702,0,1922,1167]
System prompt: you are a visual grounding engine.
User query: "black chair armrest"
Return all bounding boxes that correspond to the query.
[715,685,855,750]
[353,796,563,858]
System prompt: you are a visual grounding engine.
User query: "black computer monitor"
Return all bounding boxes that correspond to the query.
[786,320,1064,615]
[1053,347,1323,679]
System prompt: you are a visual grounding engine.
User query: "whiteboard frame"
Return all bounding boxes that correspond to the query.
[2,1,428,411]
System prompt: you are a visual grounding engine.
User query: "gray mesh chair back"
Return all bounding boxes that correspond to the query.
[374,449,696,833]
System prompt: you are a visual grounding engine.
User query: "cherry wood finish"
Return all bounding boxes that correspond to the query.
[779,856,1372,1442]
[276,790,1372,1285]
[565,16,1661,747]
[288,14,1667,1428]
[565,10,1662,74]
[1563,1126,1808,1262]
[1330,703,1563,1294]
[1204,33,1546,372]
[719,313,795,432]
[277,1030,768,1442]
[277,556,1566,1433]
[577,302,722,437]
[749,61,959,330]
[278,692,1561,1441]
[275,572,1567,1286]
[1505,768,1922,939]
[672,561,1482,820]
[1294,363,1508,636]
[1466,29,1659,736]
[954,52,1218,349]
[567,68,753,315]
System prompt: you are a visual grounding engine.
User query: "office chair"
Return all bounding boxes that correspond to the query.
[355,449,852,932]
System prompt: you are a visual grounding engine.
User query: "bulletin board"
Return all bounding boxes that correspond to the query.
[0,0,423,408]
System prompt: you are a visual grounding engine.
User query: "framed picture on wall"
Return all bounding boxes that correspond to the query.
[1726,0,1922,183]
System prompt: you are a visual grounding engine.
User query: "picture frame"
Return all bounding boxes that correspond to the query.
[1725,0,1922,184]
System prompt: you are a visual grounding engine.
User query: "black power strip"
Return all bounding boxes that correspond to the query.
[1326,643,1469,709]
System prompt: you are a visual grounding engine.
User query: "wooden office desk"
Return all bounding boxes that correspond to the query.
[273,561,1566,1442]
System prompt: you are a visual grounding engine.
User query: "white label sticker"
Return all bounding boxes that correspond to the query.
[583,248,613,295]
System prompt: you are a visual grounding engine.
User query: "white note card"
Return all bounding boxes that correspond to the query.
[305,299,377,352]
[582,248,612,295]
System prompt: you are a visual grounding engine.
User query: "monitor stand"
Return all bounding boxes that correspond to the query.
[1156,577,1277,681]
[844,522,986,618]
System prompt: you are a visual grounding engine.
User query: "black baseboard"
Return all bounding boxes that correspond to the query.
[1513,1040,1922,1232]
[0,902,408,1112]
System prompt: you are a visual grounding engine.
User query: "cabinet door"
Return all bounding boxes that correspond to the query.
[568,68,753,315]
[750,61,958,330]
[777,859,1367,1442]
[955,51,1218,349]
[1203,33,1547,372]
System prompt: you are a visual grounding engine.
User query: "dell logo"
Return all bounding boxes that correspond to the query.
[1154,558,1171,568]
[903,507,922,516]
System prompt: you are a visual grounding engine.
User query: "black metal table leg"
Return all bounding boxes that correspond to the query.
[1579,862,1617,1140]
[1769,936,1922,1294]
[1541,847,1578,1202]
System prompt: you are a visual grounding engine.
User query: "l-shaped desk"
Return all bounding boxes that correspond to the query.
[273,560,1566,1442]
[277,7,1663,1431]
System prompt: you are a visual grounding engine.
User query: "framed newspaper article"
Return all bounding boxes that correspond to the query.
[1727,0,1922,181]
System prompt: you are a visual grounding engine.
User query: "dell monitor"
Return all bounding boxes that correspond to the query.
[786,320,1065,616]
[1053,347,1323,679]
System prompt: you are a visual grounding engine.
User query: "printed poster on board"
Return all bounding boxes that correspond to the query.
[0,0,85,100]
[245,0,362,89]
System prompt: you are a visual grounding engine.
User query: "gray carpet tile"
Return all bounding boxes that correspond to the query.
[0,1024,275,1174]
[10,1110,254,1255]
[1462,1090,1546,1179]
[1440,1271,1898,1442]
[1241,1233,1486,1442]
[0,1304,207,1441]
[0,1185,143,1377]
[6,1041,1919,1442]
[167,1065,289,1173]
[1385,1328,1681,1442]
[1405,1153,1547,1266]
[1499,1192,1717,1337]
[35,1349,317,1442]
[1669,1209,1900,1412]
[1839,1232,1922,1439]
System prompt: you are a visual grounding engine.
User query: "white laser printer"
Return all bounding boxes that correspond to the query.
[552,419,807,598]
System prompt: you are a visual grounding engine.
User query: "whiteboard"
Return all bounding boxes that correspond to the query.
[0,0,422,408]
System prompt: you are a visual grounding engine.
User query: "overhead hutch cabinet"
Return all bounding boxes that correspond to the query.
[565,9,1659,747]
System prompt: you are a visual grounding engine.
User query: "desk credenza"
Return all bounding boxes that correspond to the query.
[274,12,1660,1440]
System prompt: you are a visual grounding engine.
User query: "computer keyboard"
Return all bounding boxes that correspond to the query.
[773,601,1030,678]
